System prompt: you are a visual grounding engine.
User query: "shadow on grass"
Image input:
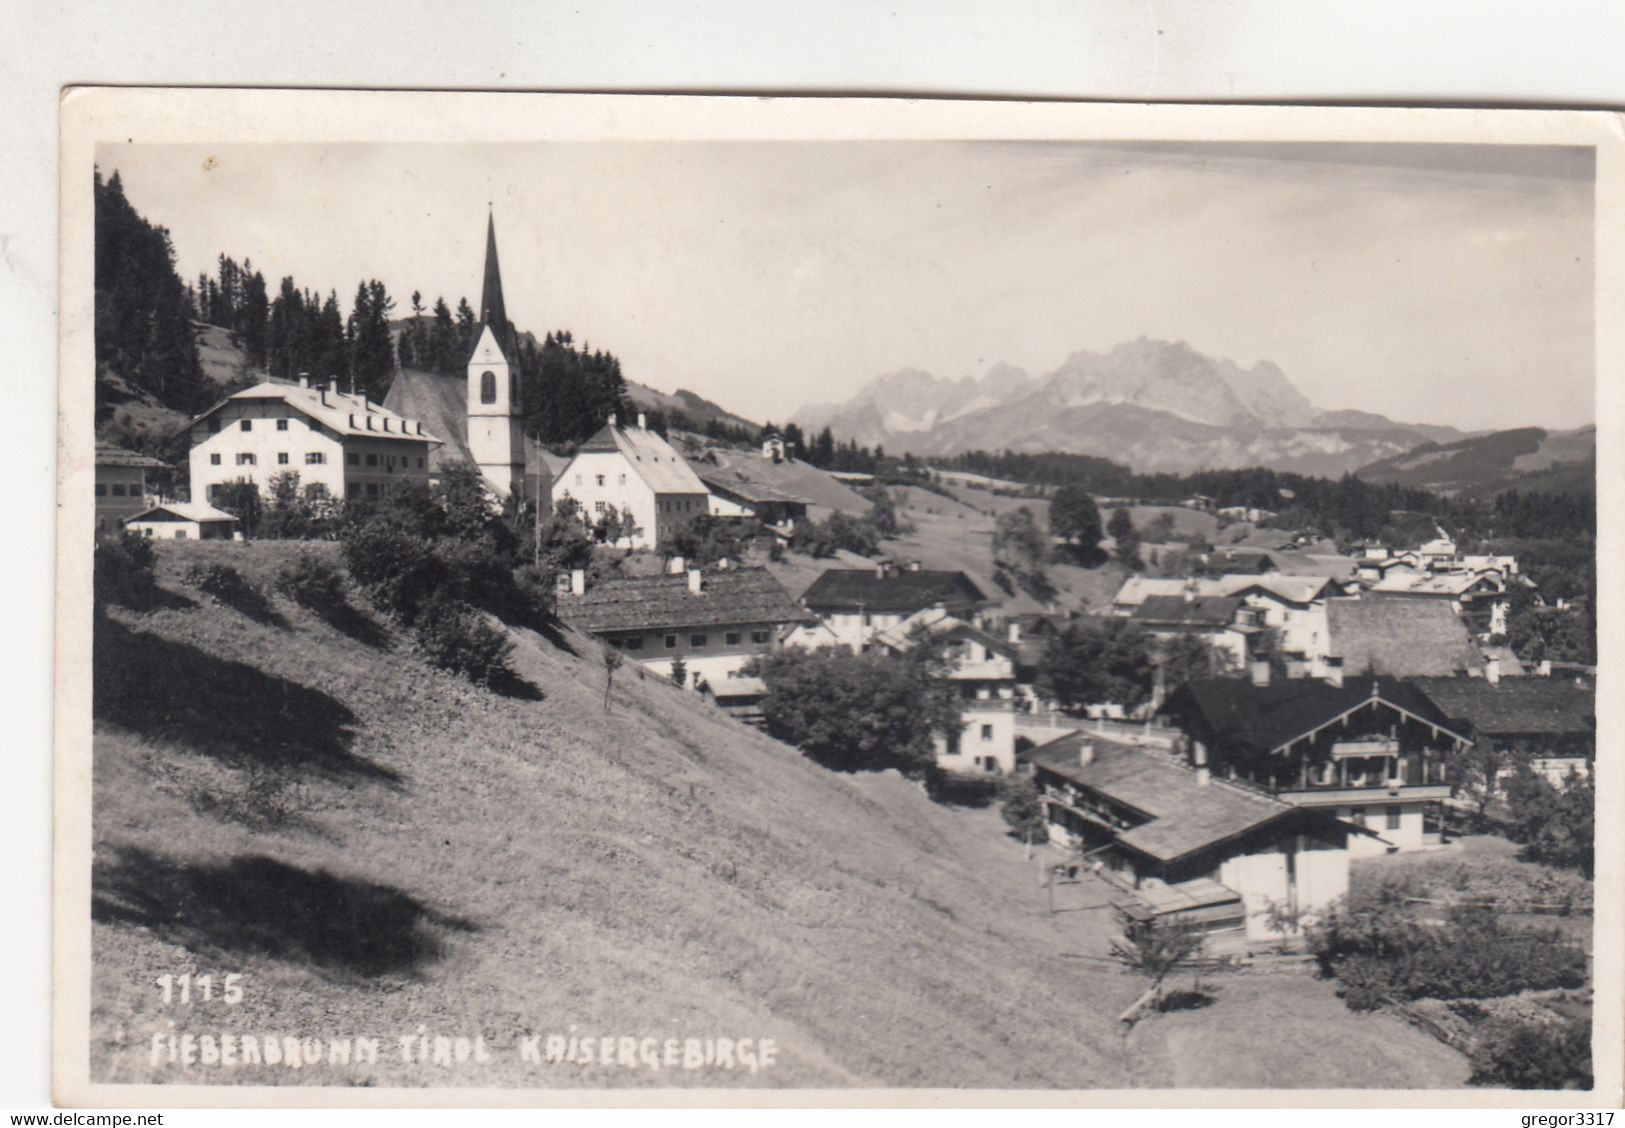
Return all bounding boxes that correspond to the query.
[96,578,197,613]
[924,773,1000,809]
[487,668,545,701]
[307,598,393,650]
[1158,988,1216,1012]
[93,846,474,978]
[94,617,398,784]
[207,582,288,629]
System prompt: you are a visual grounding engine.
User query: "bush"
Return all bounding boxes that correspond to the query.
[182,561,280,622]
[274,552,347,614]
[1469,1013,1592,1089]
[412,593,514,685]
[93,532,157,606]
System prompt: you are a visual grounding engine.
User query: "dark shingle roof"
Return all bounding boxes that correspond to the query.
[1169,675,1466,756]
[698,469,809,506]
[1409,676,1595,737]
[801,568,988,613]
[1131,594,1242,628]
[1025,732,1295,863]
[559,567,808,634]
[95,442,168,469]
[1326,596,1484,677]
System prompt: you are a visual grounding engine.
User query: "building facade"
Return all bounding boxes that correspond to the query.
[95,443,168,538]
[552,415,712,550]
[186,379,439,506]
[797,564,990,654]
[465,213,527,498]
[124,501,238,541]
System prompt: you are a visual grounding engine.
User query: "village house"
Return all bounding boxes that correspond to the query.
[1321,595,1485,680]
[1111,573,1336,676]
[94,442,169,538]
[872,607,1021,773]
[1200,547,1278,575]
[551,414,711,551]
[1164,673,1471,855]
[699,466,810,535]
[1370,569,1512,638]
[124,501,239,541]
[795,563,991,653]
[1410,674,1595,788]
[1023,731,1351,950]
[759,431,788,462]
[1128,591,1256,672]
[186,379,440,507]
[555,562,809,685]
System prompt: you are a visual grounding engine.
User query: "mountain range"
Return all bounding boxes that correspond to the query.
[792,338,1482,478]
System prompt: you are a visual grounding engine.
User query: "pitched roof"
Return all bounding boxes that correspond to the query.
[1204,547,1277,574]
[1170,674,1467,756]
[127,501,238,524]
[558,567,808,634]
[1113,573,1333,610]
[564,423,709,495]
[1131,594,1242,628]
[195,381,442,446]
[1024,732,1296,863]
[801,568,989,613]
[95,442,168,469]
[475,211,513,361]
[1408,676,1595,737]
[1373,572,1499,597]
[1325,596,1485,677]
[698,468,809,506]
[871,607,1017,658]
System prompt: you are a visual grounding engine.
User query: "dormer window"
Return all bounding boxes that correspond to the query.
[480,371,497,404]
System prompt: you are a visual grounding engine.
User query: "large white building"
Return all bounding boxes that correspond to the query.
[551,414,711,550]
[465,213,527,499]
[186,379,440,506]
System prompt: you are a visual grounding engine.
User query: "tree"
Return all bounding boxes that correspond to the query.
[1049,486,1104,558]
[602,646,623,712]
[1156,633,1238,696]
[1502,766,1594,876]
[211,478,263,540]
[993,506,1050,576]
[1108,507,1143,570]
[1110,913,1205,1017]
[998,774,1048,859]
[748,647,961,774]
[669,655,688,689]
[1037,618,1156,713]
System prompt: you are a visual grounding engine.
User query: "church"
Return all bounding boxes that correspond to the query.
[385,212,712,551]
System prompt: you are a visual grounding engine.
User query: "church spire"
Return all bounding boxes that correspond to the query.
[479,209,511,354]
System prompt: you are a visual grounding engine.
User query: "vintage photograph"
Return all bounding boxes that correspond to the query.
[59,92,1616,1103]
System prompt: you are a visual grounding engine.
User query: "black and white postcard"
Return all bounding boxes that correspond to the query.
[54,89,1623,1107]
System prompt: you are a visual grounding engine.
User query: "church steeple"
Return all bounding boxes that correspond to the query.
[479,209,511,356]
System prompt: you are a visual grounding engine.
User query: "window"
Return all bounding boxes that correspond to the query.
[276,419,289,431]
[594,501,607,514]
[624,637,644,652]
[664,634,678,649]
[305,452,325,465]
[236,453,256,465]
[94,483,106,497]
[480,371,497,404]
[618,473,627,485]
[417,458,424,469]
[690,634,707,649]
[1386,805,1402,831]
[981,724,994,742]
[366,482,381,499]
[982,757,998,772]
[174,529,189,539]
[751,630,770,645]
[346,482,358,499]
[347,452,359,466]
[725,631,741,646]
[596,474,606,487]
[1349,807,1367,827]
[210,453,222,466]
[110,483,127,497]
[277,452,290,465]
[240,419,252,432]
[366,453,379,467]
[304,483,329,501]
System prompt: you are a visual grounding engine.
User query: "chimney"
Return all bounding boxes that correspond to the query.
[1485,657,1501,685]
[298,374,310,389]
[569,569,586,596]
[638,413,647,430]
[668,555,685,576]
[1250,659,1271,687]
[1538,659,1552,677]
[688,569,703,595]
[1078,740,1095,768]
[717,556,731,571]
[1007,621,1022,644]
[907,559,922,572]
[1196,767,1212,788]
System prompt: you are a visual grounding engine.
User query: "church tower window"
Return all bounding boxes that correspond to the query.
[480,371,497,404]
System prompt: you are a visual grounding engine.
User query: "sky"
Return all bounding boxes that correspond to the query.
[100,140,1595,432]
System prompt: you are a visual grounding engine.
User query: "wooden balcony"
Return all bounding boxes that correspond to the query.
[1278,783,1451,806]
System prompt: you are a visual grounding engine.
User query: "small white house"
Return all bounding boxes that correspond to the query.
[551,414,711,551]
[124,501,240,541]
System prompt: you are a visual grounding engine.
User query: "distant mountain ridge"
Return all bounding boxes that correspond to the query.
[1353,425,1596,499]
[792,338,1483,476]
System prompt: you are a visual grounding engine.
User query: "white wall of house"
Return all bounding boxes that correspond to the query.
[553,450,707,550]
[1333,802,1427,855]
[188,402,430,504]
[935,705,1017,773]
[605,621,783,684]
[1218,842,1349,942]
[805,609,908,653]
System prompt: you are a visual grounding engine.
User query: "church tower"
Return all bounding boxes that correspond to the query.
[466,211,526,498]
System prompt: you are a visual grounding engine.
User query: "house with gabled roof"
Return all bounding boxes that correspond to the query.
[798,563,991,654]
[551,413,712,550]
[1111,573,1337,674]
[186,378,441,508]
[1164,674,1472,855]
[556,562,809,684]
[873,607,1021,773]
[124,501,239,541]
[1129,592,1255,671]
[1322,596,1484,680]
[95,442,169,538]
[699,466,810,535]
[1023,731,1351,950]
[1410,674,1595,788]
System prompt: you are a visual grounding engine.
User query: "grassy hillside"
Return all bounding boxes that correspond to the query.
[90,541,1464,1090]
